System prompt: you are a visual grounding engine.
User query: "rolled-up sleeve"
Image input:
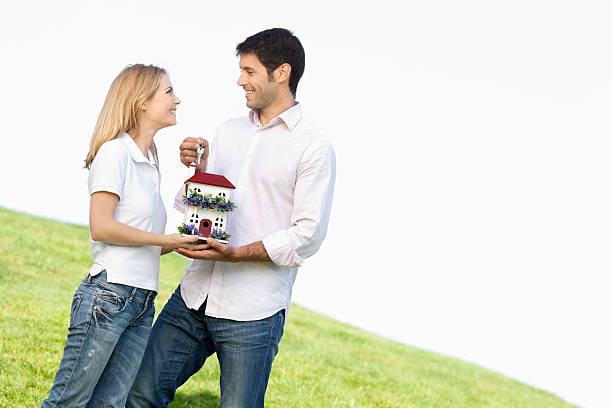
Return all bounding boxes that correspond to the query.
[262,141,336,267]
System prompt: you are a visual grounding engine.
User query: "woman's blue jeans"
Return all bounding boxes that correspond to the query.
[41,272,156,408]
[126,285,285,408]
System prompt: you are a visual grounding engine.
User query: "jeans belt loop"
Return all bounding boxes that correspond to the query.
[86,273,93,283]
[128,287,137,302]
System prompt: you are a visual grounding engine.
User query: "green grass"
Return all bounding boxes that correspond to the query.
[0,207,577,408]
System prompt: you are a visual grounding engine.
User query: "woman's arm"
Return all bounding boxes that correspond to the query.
[89,191,206,249]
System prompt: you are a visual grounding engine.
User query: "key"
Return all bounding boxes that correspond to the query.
[196,139,204,167]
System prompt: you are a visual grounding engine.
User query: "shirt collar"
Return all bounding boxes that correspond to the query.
[249,102,302,131]
[117,133,155,165]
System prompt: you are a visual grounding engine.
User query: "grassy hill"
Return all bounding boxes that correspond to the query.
[0,207,577,408]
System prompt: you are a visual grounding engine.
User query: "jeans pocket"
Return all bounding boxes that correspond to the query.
[69,294,83,327]
[94,289,128,317]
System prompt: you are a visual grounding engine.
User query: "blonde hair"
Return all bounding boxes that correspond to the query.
[85,64,167,169]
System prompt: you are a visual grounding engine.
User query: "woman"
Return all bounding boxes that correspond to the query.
[41,64,205,408]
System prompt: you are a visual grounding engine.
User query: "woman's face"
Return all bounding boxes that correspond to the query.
[142,74,181,130]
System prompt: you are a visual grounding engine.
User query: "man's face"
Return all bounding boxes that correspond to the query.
[237,53,279,110]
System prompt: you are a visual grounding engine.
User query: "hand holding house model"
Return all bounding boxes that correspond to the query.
[178,172,237,243]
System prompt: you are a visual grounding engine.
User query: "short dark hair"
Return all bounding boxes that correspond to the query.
[236,28,305,97]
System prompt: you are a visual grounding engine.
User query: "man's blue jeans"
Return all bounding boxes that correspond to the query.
[41,272,156,408]
[126,285,285,408]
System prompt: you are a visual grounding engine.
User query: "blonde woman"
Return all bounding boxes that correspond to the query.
[41,64,205,408]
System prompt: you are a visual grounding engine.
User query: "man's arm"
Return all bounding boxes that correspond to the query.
[179,141,336,266]
[177,138,336,267]
[260,141,336,267]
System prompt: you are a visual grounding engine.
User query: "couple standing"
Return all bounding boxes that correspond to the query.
[41,28,336,408]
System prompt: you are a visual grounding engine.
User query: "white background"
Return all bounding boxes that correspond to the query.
[1,1,611,407]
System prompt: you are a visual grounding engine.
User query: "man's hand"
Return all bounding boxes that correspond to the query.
[175,238,238,262]
[175,239,271,263]
[180,137,209,172]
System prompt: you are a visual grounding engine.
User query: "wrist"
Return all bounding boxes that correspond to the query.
[162,234,174,248]
[197,160,207,173]
[228,245,242,262]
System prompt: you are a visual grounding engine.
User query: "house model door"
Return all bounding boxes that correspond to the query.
[199,219,212,237]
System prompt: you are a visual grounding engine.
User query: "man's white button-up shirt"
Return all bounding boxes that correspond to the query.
[174,104,336,320]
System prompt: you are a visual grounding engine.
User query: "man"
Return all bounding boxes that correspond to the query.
[127,28,336,408]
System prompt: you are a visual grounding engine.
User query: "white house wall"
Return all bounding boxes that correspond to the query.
[183,206,229,235]
[198,208,227,233]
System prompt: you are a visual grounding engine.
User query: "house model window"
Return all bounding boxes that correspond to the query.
[215,216,224,228]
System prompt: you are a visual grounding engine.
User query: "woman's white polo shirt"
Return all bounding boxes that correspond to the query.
[87,133,167,292]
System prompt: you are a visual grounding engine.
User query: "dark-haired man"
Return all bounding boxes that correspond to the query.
[127,28,336,408]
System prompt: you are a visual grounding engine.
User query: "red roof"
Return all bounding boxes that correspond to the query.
[185,172,236,189]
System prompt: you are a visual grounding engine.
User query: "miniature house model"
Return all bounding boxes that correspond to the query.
[181,172,236,243]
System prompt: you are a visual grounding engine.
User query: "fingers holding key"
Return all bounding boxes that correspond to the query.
[180,137,209,168]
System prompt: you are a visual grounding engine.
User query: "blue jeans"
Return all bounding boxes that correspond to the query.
[126,285,285,408]
[41,272,156,408]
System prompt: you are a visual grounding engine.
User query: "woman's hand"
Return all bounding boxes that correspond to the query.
[164,234,211,250]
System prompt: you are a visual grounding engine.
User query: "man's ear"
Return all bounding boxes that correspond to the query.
[275,63,292,85]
